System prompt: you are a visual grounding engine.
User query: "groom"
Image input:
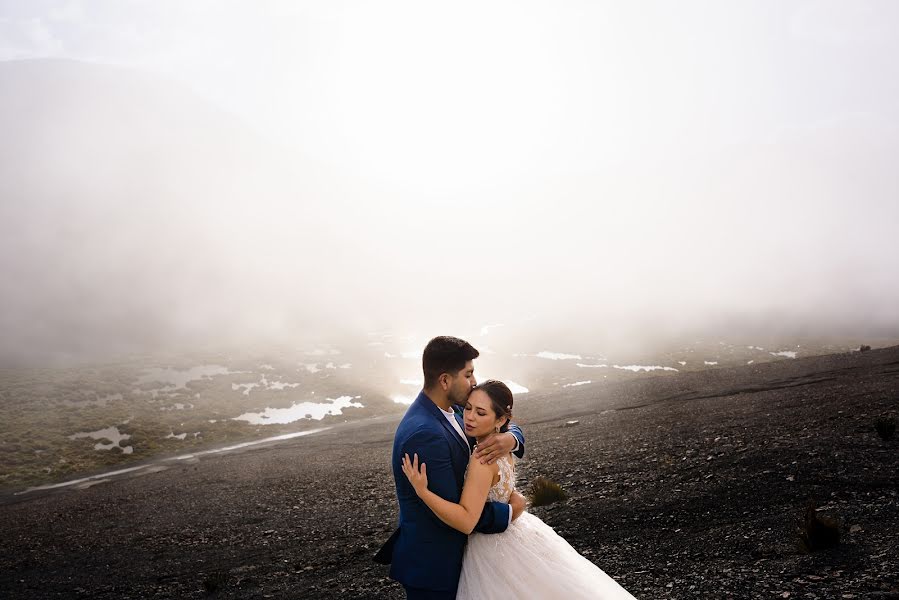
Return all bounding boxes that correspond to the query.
[375,336,525,599]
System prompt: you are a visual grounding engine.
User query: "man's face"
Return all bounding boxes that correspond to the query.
[447,360,476,407]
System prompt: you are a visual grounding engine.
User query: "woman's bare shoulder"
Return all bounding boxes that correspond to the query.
[467,455,499,478]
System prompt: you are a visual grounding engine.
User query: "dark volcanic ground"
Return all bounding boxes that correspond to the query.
[1,346,897,599]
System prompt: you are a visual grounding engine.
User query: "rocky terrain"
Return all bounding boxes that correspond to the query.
[1,346,897,599]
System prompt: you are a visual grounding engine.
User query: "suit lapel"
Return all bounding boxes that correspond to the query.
[417,392,469,454]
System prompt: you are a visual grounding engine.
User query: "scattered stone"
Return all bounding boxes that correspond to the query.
[3,344,898,599]
[875,417,895,441]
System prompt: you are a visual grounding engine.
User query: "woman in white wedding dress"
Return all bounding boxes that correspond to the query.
[401,380,638,600]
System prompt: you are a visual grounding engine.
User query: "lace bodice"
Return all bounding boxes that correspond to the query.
[486,454,517,502]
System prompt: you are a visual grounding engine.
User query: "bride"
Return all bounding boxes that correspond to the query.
[402,380,638,599]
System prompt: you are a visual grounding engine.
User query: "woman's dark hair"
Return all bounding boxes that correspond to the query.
[422,336,479,388]
[472,379,513,432]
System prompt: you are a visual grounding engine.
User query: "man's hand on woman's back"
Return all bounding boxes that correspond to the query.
[510,491,527,521]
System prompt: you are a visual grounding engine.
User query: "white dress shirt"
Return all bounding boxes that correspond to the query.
[440,405,470,448]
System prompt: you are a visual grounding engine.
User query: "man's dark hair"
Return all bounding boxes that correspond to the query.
[422,336,479,389]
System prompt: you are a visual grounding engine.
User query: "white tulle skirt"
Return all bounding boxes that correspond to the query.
[457,512,638,600]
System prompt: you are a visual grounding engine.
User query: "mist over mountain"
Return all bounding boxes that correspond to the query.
[1,58,897,366]
[0,59,351,364]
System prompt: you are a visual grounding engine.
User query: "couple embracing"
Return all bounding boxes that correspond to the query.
[375,336,637,599]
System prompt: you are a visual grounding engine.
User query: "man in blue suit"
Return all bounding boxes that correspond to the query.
[375,336,526,599]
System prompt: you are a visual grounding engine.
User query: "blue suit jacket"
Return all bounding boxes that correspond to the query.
[379,391,525,592]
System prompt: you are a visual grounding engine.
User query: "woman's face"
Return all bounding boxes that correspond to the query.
[463,389,506,438]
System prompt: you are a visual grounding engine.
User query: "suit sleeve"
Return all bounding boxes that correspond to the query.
[473,499,511,534]
[507,421,525,459]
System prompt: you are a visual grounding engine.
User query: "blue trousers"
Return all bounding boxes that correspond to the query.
[403,584,457,600]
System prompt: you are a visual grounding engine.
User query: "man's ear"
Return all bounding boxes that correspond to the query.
[439,373,450,391]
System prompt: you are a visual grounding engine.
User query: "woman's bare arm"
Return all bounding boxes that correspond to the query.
[402,453,496,534]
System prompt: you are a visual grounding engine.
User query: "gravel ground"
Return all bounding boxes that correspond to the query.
[1,346,897,599]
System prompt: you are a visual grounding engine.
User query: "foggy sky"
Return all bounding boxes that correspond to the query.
[1,2,898,366]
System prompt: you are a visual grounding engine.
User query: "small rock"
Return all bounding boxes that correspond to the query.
[564,420,580,427]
